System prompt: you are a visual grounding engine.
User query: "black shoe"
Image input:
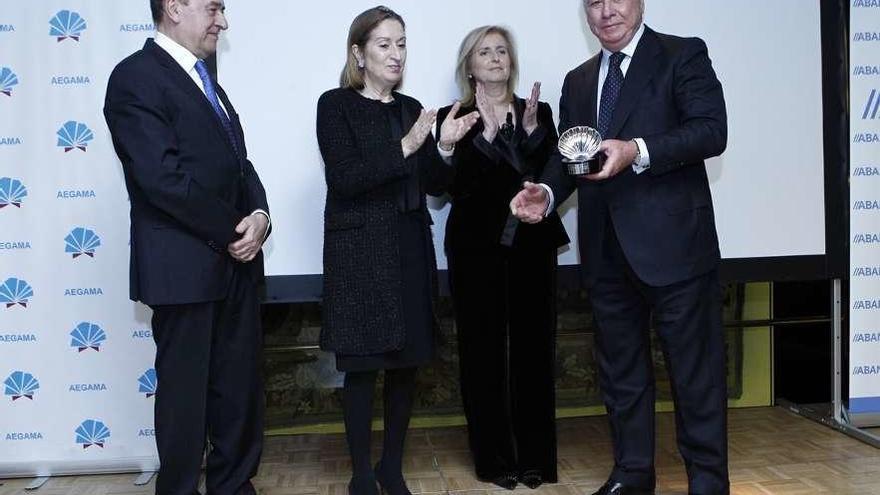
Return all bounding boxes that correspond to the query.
[519,470,543,489]
[591,480,655,495]
[374,463,412,495]
[477,472,518,491]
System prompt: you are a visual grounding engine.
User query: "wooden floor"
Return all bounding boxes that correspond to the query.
[2,407,879,495]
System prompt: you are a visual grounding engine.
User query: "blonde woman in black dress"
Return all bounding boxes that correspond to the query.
[437,25,569,491]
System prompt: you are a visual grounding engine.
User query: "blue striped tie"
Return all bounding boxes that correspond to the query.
[194,60,240,158]
[598,52,625,138]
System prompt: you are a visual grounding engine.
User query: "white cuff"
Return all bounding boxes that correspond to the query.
[437,143,454,164]
[631,138,651,174]
[537,183,555,217]
[251,209,271,241]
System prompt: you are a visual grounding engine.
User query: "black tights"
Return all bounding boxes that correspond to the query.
[343,367,418,495]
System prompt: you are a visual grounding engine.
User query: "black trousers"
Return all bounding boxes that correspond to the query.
[150,268,264,495]
[590,222,729,495]
[448,245,558,482]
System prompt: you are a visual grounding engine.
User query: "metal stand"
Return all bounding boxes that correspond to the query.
[23,477,49,491]
[781,279,880,448]
[133,471,156,486]
[832,278,844,424]
[831,279,880,447]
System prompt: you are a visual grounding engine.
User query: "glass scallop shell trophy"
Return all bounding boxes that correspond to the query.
[558,126,604,175]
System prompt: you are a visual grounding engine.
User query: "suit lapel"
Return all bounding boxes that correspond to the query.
[144,39,238,158]
[606,27,662,138]
[583,55,601,129]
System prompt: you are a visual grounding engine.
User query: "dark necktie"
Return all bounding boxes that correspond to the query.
[194,60,241,159]
[597,52,625,137]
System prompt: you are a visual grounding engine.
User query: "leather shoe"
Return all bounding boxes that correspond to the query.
[478,472,518,490]
[590,480,654,495]
[519,470,543,489]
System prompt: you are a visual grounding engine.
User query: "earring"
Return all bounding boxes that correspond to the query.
[357,60,364,69]
[467,73,473,79]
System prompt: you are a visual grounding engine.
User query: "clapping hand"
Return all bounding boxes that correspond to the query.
[509,181,549,224]
[402,109,438,158]
[475,82,499,143]
[522,81,541,136]
[438,101,480,150]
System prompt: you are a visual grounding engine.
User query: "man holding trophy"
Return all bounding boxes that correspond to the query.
[511,1,729,494]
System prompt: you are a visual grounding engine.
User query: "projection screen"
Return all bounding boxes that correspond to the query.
[218,0,826,288]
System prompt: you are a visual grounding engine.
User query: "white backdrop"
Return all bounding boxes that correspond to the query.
[219,0,827,276]
[0,1,159,477]
[849,0,880,427]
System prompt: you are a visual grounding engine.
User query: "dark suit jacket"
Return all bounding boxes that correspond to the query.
[316,87,452,355]
[438,98,569,254]
[104,39,270,305]
[542,26,727,287]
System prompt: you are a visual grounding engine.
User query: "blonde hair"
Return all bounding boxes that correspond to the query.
[454,25,519,107]
[339,6,405,90]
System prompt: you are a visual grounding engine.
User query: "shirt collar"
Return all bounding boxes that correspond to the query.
[601,22,645,61]
[154,31,200,73]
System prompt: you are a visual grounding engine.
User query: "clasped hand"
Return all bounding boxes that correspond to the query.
[227,213,269,262]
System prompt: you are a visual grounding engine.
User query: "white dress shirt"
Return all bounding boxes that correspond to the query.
[596,23,650,172]
[540,23,651,214]
[154,32,229,117]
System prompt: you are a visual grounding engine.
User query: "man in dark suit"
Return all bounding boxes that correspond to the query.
[103,1,270,493]
[512,1,728,494]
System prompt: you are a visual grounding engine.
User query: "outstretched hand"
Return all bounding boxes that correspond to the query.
[509,181,549,224]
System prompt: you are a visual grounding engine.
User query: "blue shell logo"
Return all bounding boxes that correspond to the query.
[69,322,106,352]
[0,178,27,208]
[49,10,86,42]
[4,371,39,401]
[65,227,101,258]
[138,369,157,397]
[0,67,18,96]
[56,121,93,152]
[75,419,109,448]
[0,278,33,308]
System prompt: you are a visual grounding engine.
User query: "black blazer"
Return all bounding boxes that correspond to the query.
[438,98,568,254]
[104,39,270,305]
[542,26,727,287]
[316,87,452,355]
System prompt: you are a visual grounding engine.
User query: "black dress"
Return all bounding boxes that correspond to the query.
[335,98,434,372]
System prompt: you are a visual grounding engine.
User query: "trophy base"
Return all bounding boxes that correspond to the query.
[564,154,605,176]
